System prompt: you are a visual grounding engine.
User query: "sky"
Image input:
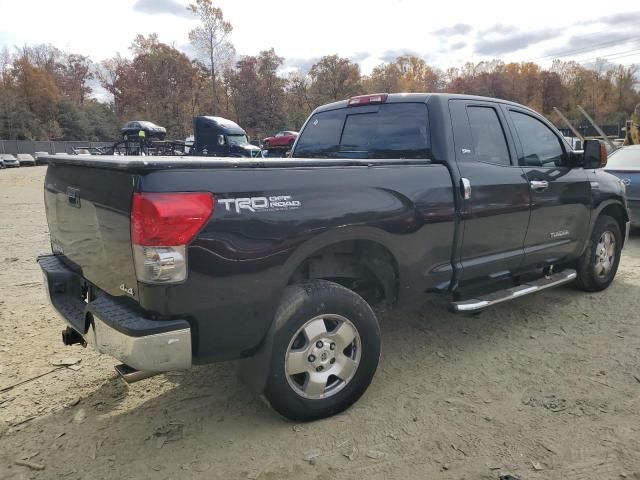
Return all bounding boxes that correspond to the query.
[1,0,640,75]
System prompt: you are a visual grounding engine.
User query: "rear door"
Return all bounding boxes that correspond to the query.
[449,100,531,284]
[504,107,591,267]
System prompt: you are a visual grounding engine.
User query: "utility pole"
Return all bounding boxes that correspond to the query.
[577,105,616,151]
[553,107,584,143]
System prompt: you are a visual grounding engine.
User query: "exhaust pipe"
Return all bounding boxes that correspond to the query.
[114,364,160,384]
[62,327,86,347]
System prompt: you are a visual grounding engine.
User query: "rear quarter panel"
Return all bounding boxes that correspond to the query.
[137,164,456,361]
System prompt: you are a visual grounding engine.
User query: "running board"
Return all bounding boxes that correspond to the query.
[450,269,577,313]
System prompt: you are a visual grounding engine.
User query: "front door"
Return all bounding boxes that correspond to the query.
[450,100,531,285]
[503,107,592,268]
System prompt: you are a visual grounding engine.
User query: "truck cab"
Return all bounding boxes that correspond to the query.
[192,116,261,157]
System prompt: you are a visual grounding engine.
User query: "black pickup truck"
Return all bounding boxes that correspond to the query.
[38,93,629,421]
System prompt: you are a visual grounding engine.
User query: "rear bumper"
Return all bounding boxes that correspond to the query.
[37,254,192,372]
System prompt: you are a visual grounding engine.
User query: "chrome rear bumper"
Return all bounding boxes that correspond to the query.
[85,313,192,372]
[38,254,192,373]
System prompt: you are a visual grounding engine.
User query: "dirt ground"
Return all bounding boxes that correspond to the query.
[1,166,639,480]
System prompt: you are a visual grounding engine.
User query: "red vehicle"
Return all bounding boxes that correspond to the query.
[263,130,298,150]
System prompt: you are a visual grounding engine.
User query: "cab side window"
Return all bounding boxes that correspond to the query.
[467,106,511,165]
[510,111,565,167]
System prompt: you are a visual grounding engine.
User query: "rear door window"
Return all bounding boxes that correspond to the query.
[293,109,346,157]
[466,106,511,165]
[294,103,430,159]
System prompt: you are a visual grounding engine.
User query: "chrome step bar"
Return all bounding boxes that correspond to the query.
[450,269,577,313]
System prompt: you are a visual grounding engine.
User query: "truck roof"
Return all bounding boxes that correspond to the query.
[195,116,246,135]
[313,92,538,114]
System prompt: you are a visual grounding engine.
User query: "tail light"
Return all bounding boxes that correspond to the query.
[131,192,214,284]
[347,93,388,107]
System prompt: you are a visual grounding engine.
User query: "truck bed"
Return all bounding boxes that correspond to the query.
[43,155,434,171]
[42,154,455,361]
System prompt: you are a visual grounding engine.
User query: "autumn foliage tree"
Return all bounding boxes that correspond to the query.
[101,35,199,138]
[0,44,117,140]
[1,26,639,143]
[367,55,442,93]
[188,0,234,115]
[308,55,363,104]
[228,49,287,138]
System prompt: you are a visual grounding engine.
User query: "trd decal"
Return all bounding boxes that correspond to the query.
[218,195,302,214]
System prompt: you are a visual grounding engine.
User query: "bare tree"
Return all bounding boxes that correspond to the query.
[188,0,234,115]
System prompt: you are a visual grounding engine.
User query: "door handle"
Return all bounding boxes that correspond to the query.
[460,178,471,200]
[530,180,549,192]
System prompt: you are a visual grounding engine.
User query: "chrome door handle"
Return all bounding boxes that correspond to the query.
[530,180,549,192]
[461,178,471,200]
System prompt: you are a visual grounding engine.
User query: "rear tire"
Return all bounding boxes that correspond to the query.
[264,280,380,421]
[575,214,622,292]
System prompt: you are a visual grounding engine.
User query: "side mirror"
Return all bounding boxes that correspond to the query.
[583,140,607,169]
[217,135,225,146]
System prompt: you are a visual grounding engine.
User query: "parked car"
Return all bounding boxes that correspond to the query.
[34,151,50,165]
[17,153,36,166]
[0,154,20,168]
[0,157,4,169]
[263,130,298,150]
[605,144,640,226]
[38,93,629,421]
[121,121,167,140]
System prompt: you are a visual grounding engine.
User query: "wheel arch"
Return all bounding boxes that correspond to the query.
[280,228,400,307]
[239,230,399,395]
[596,200,629,247]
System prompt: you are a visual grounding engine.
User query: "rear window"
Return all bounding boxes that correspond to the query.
[294,103,430,159]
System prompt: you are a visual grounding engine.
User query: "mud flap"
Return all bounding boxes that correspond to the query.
[237,323,276,394]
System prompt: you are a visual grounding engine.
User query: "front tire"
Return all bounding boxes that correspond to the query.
[575,214,622,292]
[264,280,380,421]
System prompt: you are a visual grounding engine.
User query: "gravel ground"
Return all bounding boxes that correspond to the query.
[1,166,639,480]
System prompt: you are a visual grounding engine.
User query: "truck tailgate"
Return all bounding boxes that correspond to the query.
[44,163,137,298]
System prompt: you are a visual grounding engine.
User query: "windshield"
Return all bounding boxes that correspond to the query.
[606,148,640,169]
[227,134,249,147]
[294,103,431,159]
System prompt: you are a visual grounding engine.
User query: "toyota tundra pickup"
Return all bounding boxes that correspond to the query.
[38,93,629,421]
